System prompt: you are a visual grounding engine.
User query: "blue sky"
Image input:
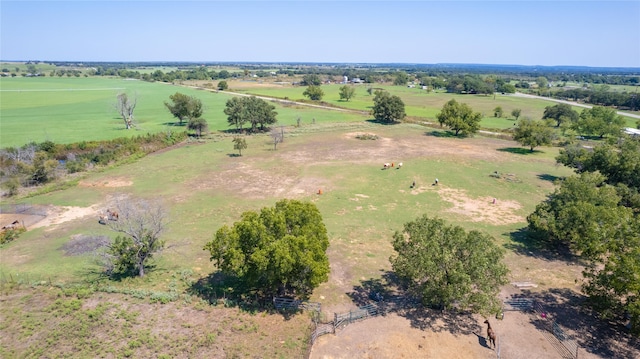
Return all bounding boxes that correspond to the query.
[1,1,639,67]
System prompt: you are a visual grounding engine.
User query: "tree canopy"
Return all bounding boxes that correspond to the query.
[301,74,322,86]
[526,172,640,332]
[303,85,324,101]
[224,96,277,133]
[513,118,555,151]
[339,85,356,101]
[542,103,579,128]
[575,106,625,138]
[187,117,208,138]
[164,92,203,126]
[391,215,509,314]
[436,99,481,136]
[372,90,406,123]
[232,136,247,156]
[203,199,330,298]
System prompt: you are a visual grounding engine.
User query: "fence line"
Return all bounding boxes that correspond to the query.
[528,299,579,359]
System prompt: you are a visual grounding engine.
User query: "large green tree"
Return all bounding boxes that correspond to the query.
[303,85,324,101]
[575,106,625,138]
[556,138,640,210]
[391,215,509,313]
[527,172,625,252]
[436,99,481,136]
[224,96,277,132]
[513,118,555,152]
[224,97,247,131]
[339,85,356,101]
[204,199,330,298]
[542,103,579,128]
[164,92,203,126]
[372,90,406,123]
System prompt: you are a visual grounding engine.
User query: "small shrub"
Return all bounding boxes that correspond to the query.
[355,133,379,140]
[0,227,25,244]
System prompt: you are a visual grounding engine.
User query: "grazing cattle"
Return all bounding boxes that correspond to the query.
[98,216,108,225]
[383,163,391,169]
[397,162,403,169]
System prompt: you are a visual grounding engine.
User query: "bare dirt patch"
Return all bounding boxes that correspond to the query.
[438,187,524,225]
[310,309,567,359]
[29,205,102,230]
[78,177,133,188]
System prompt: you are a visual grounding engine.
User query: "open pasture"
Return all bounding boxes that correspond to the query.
[213,79,584,129]
[2,120,638,358]
[0,77,369,148]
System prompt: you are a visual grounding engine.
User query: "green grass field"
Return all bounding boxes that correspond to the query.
[0,77,370,148]
[1,78,633,357]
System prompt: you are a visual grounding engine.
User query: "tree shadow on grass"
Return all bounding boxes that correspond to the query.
[425,130,458,138]
[522,288,639,359]
[187,271,301,319]
[497,147,540,155]
[227,153,242,157]
[347,271,483,336]
[503,227,577,262]
[161,122,187,127]
[365,119,401,126]
[537,173,563,183]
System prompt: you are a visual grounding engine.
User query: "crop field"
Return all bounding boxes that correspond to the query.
[1,78,638,358]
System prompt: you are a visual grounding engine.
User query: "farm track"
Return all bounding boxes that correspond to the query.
[510,92,640,120]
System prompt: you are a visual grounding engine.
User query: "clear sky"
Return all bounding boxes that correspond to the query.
[1,0,639,68]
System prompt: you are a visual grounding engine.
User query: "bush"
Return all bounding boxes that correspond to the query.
[1,227,26,244]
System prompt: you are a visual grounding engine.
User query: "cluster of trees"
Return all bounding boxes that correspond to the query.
[444,75,516,95]
[164,92,209,137]
[554,87,640,111]
[528,137,640,332]
[510,102,628,153]
[224,96,278,132]
[542,103,626,138]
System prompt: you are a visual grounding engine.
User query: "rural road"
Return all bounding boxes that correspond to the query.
[509,92,640,120]
[189,84,640,121]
